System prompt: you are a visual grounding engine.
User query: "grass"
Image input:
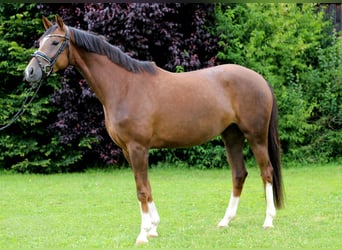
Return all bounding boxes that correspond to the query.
[0,163,341,248]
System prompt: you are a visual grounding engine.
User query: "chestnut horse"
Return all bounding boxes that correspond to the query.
[24,16,284,244]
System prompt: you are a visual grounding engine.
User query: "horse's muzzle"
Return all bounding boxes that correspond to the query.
[24,59,43,83]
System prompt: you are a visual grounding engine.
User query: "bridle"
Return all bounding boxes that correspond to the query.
[31,27,70,78]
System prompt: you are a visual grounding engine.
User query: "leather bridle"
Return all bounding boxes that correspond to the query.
[31,27,70,78]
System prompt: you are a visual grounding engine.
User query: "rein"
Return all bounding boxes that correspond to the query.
[0,80,43,131]
[0,27,70,131]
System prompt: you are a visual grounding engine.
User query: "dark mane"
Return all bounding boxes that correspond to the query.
[69,27,156,74]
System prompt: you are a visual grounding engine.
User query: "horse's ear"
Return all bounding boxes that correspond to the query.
[55,15,65,31]
[42,15,53,30]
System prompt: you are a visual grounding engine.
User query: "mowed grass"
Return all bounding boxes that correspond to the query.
[0,163,341,248]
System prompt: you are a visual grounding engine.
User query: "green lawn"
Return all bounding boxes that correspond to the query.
[0,163,341,248]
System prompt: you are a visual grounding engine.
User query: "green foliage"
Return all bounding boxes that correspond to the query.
[0,4,82,173]
[300,37,342,162]
[0,3,340,173]
[215,3,341,163]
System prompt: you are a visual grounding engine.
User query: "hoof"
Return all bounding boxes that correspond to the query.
[217,219,229,228]
[263,224,274,229]
[263,215,274,229]
[147,224,159,238]
[148,233,158,238]
[147,231,159,238]
[135,231,149,245]
[135,239,148,245]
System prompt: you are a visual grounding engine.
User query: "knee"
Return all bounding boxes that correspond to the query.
[137,190,149,203]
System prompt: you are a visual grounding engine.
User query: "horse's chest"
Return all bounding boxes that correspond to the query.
[105,122,126,150]
[102,111,126,148]
[105,114,145,149]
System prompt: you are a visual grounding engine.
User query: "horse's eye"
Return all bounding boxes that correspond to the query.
[52,40,59,46]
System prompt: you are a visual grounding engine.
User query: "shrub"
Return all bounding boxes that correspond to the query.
[2,3,340,173]
[214,3,341,163]
[0,4,70,173]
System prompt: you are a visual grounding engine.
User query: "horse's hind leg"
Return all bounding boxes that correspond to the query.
[218,125,248,227]
[247,137,276,228]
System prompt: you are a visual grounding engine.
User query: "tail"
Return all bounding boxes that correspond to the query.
[268,87,284,209]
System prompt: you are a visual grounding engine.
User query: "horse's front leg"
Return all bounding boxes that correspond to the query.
[125,143,160,244]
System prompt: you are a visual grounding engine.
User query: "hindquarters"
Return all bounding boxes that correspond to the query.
[218,66,284,209]
[238,83,284,209]
[219,80,284,230]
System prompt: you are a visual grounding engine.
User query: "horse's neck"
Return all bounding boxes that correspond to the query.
[70,47,132,106]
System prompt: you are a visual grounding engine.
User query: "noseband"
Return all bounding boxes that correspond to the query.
[31,27,70,77]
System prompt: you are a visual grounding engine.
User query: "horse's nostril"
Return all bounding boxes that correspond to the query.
[30,67,34,75]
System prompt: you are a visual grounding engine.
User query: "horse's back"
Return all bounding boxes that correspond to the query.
[159,64,271,101]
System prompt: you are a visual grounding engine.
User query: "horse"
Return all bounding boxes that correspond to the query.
[24,15,284,244]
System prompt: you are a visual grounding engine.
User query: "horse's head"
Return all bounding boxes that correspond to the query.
[24,15,70,83]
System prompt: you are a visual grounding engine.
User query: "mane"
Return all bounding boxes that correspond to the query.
[69,27,157,74]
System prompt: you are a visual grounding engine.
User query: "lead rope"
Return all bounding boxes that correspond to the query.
[0,80,43,131]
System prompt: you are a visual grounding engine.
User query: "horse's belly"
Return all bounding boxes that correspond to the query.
[150,109,234,148]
